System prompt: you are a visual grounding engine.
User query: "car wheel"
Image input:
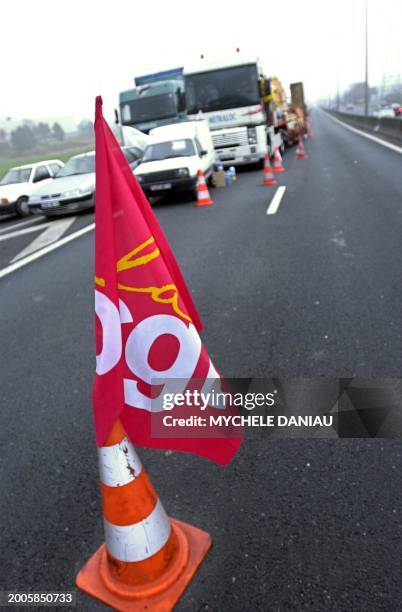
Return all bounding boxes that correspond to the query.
[16,196,30,218]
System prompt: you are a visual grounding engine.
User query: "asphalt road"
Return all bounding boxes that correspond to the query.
[1,109,402,611]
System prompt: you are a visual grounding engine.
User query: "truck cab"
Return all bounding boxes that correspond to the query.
[119,68,186,134]
[184,57,283,167]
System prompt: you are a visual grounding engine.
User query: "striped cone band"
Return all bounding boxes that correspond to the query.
[98,420,178,585]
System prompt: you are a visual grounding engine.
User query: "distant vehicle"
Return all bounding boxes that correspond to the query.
[0,160,64,217]
[112,124,150,151]
[28,147,141,217]
[373,107,395,118]
[121,145,146,170]
[119,67,186,134]
[135,120,215,199]
[183,56,283,167]
[346,104,355,111]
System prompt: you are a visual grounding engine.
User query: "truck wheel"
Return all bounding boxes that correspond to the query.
[16,197,31,218]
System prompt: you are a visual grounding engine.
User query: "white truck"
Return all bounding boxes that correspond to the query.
[183,56,283,167]
[134,120,215,199]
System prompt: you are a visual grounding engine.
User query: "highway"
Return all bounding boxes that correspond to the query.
[1,108,402,610]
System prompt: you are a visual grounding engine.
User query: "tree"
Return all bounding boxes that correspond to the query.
[35,122,51,140]
[0,130,9,155]
[77,119,94,140]
[52,122,65,141]
[10,125,36,152]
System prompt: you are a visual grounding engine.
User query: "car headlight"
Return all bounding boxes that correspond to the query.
[136,175,143,182]
[1,198,9,204]
[177,168,189,177]
[63,187,93,198]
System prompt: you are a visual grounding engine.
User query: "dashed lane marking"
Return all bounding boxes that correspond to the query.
[266,186,286,215]
[0,222,94,280]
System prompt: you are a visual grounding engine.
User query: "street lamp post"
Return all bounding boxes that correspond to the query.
[364,0,369,117]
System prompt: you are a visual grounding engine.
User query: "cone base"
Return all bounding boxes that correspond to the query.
[273,167,285,173]
[196,199,213,207]
[76,518,212,611]
[263,179,277,186]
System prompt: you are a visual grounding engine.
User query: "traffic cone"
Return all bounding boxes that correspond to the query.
[272,146,285,173]
[76,419,211,610]
[262,152,277,186]
[196,169,214,207]
[296,137,307,159]
[306,121,314,139]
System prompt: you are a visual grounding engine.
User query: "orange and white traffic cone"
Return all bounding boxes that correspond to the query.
[196,169,214,207]
[272,146,285,173]
[296,136,307,159]
[306,121,314,139]
[296,136,306,159]
[76,419,211,610]
[262,152,277,186]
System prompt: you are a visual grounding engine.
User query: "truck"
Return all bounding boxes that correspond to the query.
[183,56,284,167]
[119,67,186,134]
[134,120,215,199]
[269,78,306,147]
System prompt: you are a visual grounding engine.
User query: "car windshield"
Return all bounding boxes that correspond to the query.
[56,155,95,177]
[0,167,31,185]
[185,64,260,113]
[142,139,195,162]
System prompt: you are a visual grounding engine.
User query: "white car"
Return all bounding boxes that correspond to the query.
[0,160,64,217]
[135,120,215,199]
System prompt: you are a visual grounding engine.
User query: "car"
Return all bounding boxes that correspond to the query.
[122,145,145,170]
[134,120,215,199]
[0,160,64,217]
[373,107,395,118]
[28,147,142,217]
[28,152,96,217]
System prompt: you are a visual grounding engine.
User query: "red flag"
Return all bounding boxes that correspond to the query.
[93,97,241,465]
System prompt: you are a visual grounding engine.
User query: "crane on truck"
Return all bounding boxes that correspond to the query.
[119,67,186,134]
[183,56,284,167]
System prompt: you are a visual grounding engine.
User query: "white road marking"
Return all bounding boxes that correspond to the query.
[326,112,402,154]
[11,217,76,262]
[0,222,94,280]
[0,223,52,243]
[0,216,43,235]
[266,186,286,215]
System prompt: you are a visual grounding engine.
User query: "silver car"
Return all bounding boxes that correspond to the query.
[28,146,144,218]
[28,152,95,218]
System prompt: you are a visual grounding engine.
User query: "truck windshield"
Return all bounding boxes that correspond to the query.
[185,64,260,113]
[121,92,177,124]
[0,168,31,185]
[142,139,195,162]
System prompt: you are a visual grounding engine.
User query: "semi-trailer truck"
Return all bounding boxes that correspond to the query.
[119,67,186,134]
[183,56,284,167]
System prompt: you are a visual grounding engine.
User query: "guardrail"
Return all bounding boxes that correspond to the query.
[324,109,402,145]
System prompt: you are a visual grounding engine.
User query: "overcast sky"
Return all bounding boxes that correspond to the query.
[1,0,401,124]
